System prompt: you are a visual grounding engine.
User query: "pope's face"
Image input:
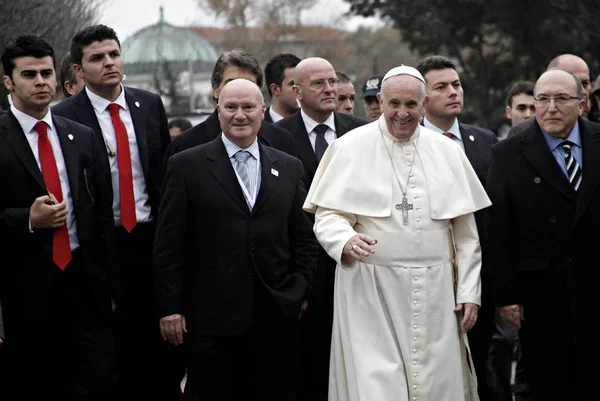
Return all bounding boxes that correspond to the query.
[378,75,428,140]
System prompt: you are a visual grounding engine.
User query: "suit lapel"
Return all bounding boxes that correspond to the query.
[125,88,150,185]
[53,116,79,206]
[519,121,576,202]
[459,123,479,168]
[73,90,103,136]
[207,138,249,213]
[574,120,600,225]
[333,112,350,136]
[253,144,278,214]
[291,113,318,176]
[0,112,46,191]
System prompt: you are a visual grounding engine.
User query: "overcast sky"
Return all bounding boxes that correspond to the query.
[97,0,382,42]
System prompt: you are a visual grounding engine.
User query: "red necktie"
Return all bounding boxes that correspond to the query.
[443,132,453,139]
[108,103,137,232]
[35,121,72,270]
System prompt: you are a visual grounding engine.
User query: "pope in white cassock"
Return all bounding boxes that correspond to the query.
[303,66,492,401]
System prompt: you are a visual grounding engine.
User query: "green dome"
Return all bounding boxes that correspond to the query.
[121,7,219,73]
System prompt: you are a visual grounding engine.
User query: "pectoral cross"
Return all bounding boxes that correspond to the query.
[395,196,413,225]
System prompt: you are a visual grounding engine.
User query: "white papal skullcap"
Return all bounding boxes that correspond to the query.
[382,65,426,84]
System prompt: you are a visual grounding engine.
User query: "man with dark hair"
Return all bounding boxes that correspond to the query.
[51,24,175,401]
[487,68,600,401]
[162,49,297,174]
[361,75,383,121]
[264,53,301,122]
[416,54,498,401]
[505,81,535,140]
[59,53,84,98]
[275,57,367,401]
[0,35,118,400]
[168,117,192,139]
[335,71,356,115]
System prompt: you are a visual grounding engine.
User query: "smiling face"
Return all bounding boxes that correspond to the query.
[217,79,265,148]
[378,75,428,140]
[3,56,56,118]
[423,67,463,122]
[535,70,585,139]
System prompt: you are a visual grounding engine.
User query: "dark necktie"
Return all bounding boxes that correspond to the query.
[108,103,137,232]
[35,121,72,270]
[314,124,329,163]
[561,141,582,191]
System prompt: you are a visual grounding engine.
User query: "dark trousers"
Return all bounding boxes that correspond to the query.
[184,281,300,401]
[114,222,185,401]
[295,250,335,401]
[0,251,118,400]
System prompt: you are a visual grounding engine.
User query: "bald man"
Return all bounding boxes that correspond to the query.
[275,58,367,401]
[487,68,600,401]
[548,54,592,119]
[154,79,318,401]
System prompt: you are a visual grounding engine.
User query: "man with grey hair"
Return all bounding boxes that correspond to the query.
[154,78,318,400]
[548,54,592,119]
[487,68,600,401]
[163,48,297,174]
[304,65,490,401]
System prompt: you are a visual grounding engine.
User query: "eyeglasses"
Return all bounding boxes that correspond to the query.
[534,94,581,106]
[297,78,341,90]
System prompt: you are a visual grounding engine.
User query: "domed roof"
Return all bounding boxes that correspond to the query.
[121,7,219,65]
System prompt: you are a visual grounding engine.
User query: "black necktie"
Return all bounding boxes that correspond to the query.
[561,141,582,191]
[314,124,329,163]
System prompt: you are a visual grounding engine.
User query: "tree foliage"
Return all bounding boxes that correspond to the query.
[0,0,100,108]
[344,0,600,129]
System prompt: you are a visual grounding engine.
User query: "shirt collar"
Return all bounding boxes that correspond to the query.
[541,120,582,151]
[301,109,336,135]
[11,105,53,134]
[86,84,128,114]
[221,133,260,160]
[423,117,462,140]
[269,106,284,123]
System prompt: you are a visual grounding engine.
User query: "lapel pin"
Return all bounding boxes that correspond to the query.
[135,101,140,108]
[271,168,279,177]
[469,135,475,142]
[534,177,541,184]
[68,134,74,141]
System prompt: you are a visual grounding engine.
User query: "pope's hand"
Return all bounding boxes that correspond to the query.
[159,314,187,345]
[455,303,478,332]
[343,234,377,262]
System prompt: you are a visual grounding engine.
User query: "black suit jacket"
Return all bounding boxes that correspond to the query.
[486,117,600,399]
[275,111,368,188]
[0,111,117,337]
[154,136,318,341]
[163,108,298,178]
[264,106,274,123]
[51,86,171,219]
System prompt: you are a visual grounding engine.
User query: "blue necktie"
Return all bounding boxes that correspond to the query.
[314,124,329,163]
[561,141,582,191]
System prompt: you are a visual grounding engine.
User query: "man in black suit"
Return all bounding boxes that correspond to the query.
[487,69,600,401]
[154,79,318,401]
[0,35,118,400]
[416,55,498,401]
[51,25,174,401]
[275,57,367,401]
[163,49,297,175]
[264,53,301,123]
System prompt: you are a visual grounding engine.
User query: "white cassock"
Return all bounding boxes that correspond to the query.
[303,116,491,401]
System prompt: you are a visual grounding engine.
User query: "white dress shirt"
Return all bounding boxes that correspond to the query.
[222,134,261,209]
[301,109,337,152]
[423,117,465,151]
[12,105,79,250]
[86,86,152,226]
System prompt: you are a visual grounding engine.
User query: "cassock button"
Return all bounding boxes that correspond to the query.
[534,177,541,184]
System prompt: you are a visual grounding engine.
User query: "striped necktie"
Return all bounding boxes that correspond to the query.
[234,150,253,196]
[561,141,582,191]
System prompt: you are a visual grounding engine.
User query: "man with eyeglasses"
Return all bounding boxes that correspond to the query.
[275,57,367,401]
[486,68,600,401]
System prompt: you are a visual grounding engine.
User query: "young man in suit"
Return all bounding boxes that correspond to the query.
[162,49,297,176]
[51,24,175,401]
[154,79,318,401]
[275,57,368,401]
[264,53,301,123]
[487,68,600,401]
[0,35,118,400]
[416,54,498,401]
